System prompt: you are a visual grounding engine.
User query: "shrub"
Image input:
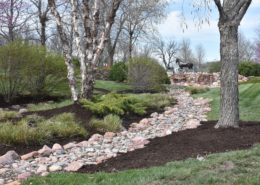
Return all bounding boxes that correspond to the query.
[208,61,221,73]
[109,62,128,82]
[90,114,123,133]
[128,57,170,91]
[0,41,67,102]
[0,113,87,145]
[80,93,146,116]
[185,86,210,95]
[239,62,260,77]
[80,93,175,116]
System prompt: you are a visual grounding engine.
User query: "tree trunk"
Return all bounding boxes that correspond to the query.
[215,24,239,128]
[81,66,95,99]
[64,54,78,102]
[40,18,46,46]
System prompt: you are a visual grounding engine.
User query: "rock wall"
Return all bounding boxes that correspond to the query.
[171,72,248,87]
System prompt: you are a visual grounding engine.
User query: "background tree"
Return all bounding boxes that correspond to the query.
[178,38,194,63]
[255,28,260,63]
[29,0,50,46]
[238,32,254,62]
[153,36,179,70]
[195,44,205,70]
[0,0,30,42]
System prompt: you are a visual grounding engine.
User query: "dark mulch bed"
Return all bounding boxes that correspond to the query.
[78,121,260,173]
[0,95,65,108]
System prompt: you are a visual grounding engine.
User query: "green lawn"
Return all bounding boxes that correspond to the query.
[95,80,131,92]
[24,144,260,185]
[193,83,260,121]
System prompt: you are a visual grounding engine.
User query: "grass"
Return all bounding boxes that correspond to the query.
[185,86,210,95]
[95,80,131,92]
[90,114,123,133]
[0,110,19,121]
[192,83,260,121]
[24,143,260,185]
[0,113,87,145]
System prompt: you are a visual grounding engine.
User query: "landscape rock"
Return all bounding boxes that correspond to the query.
[0,179,4,185]
[64,161,84,172]
[17,172,31,182]
[18,108,28,114]
[36,165,48,174]
[21,151,38,160]
[49,164,62,172]
[104,132,116,139]
[52,143,63,151]
[185,119,201,129]
[38,145,52,157]
[0,151,20,166]
[63,142,77,150]
[5,181,20,185]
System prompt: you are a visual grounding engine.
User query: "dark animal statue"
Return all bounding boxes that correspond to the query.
[176,58,193,70]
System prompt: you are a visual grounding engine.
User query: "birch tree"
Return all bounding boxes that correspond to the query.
[48,0,122,100]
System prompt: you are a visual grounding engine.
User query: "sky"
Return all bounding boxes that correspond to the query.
[157,0,260,62]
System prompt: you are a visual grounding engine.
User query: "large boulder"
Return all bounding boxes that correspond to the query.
[0,151,20,166]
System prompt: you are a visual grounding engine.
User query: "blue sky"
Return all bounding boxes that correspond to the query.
[158,0,260,62]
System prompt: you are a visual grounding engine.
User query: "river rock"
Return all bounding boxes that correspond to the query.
[38,145,52,157]
[64,161,84,172]
[0,151,20,166]
[21,151,38,160]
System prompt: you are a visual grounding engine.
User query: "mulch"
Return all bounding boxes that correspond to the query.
[78,121,260,173]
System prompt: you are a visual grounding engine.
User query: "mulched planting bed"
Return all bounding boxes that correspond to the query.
[78,121,260,173]
[0,104,165,156]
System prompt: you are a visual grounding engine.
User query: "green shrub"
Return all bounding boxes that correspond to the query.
[208,61,221,73]
[80,93,146,116]
[90,114,123,133]
[0,113,87,145]
[0,41,67,102]
[80,93,175,116]
[185,86,210,95]
[109,62,128,82]
[239,62,260,77]
[128,57,170,91]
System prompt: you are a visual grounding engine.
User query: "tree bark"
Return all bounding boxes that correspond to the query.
[213,0,252,128]
[215,24,239,128]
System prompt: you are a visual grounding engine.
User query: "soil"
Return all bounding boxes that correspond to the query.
[0,95,65,108]
[78,121,260,173]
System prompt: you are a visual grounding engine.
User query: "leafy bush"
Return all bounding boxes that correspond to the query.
[128,57,170,91]
[208,61,221,73]
[90,114,123,133]
[109,62,127,82]
[0,113,87,145]
[185,86,210,95]
[80,93,175,116]
[0,41,67,102]
[80,93,146,116]
[239,62,260,77]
